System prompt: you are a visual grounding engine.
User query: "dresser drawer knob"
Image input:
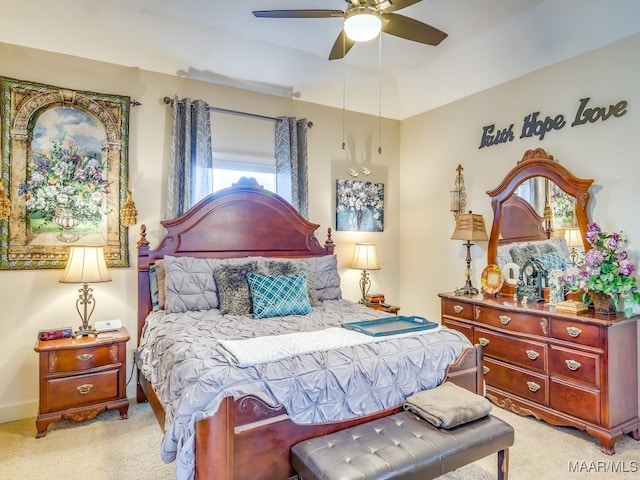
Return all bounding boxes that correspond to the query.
[483,366,490,375]
[453,305,464,314]
[499,315,511,325]
[76,353,93,362]
[565,359,582,371]
[76,383,93,395]
[478,337,490,347]
[527,381,541,392]
[526,350,540,360]
[566,326,582,338]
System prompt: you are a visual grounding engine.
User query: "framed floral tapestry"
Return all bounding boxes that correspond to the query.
[0,77,130,269]
[336,179,384,232]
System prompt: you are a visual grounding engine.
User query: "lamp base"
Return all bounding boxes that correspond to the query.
[74,326,97,338]
[455,285,479,296]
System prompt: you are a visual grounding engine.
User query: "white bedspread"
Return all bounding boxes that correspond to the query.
[217,325,441,366]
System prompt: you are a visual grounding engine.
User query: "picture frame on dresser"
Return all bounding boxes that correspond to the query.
[439,148,640,454]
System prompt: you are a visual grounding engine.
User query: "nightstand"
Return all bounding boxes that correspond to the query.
[365,303,400,315]
[33,327,130,438]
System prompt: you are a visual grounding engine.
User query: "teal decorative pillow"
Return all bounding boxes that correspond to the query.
[246,273,312,319]
[533,251,567,272]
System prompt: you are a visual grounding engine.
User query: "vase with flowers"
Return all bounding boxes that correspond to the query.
[18,135,109,242]
[562,222,640,317]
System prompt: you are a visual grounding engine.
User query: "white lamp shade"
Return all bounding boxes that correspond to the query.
[60,246,112,284]
[350,243,381,270]
[344,8,382,42]
[564,228,583,248]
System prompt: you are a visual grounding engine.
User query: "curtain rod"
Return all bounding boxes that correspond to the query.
[163,96,314,127]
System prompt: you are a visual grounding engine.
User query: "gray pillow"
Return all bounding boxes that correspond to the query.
[307,255,342,301]
[164,256,220,313]
[213,260,260,315]
[258,258,319,306]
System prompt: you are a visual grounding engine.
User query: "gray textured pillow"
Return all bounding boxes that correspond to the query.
[213,260,260,315]
[258,258,319,306]
[164,256,220,313]
[307,255,342,301]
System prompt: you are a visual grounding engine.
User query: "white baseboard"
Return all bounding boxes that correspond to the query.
[0,400,38,424]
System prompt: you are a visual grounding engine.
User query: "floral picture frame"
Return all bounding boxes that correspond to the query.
[0,77,130,269]
[336,179,384,232]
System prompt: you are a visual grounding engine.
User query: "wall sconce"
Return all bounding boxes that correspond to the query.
[451,212,488,295]
[59,246,112,337]
[0,184,10,219]
[120,190,138,226]
[564,228,583,266]
[350,243,381,304]
[450,164,466,218]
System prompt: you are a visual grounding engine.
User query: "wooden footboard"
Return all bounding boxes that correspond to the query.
[138,344,483,480]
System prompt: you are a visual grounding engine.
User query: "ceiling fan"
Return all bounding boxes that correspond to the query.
[253,0,448,60]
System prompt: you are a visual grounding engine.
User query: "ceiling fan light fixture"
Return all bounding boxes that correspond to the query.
[344,7,382,42]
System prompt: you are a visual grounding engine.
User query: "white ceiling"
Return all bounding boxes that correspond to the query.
[3,0,640,119]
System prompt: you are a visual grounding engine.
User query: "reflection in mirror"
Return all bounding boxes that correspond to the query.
[514,177,577,236]
[486,148,594,277]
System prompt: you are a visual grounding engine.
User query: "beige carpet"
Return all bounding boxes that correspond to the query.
[1,401,639,479]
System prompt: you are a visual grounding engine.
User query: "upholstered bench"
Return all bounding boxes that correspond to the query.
[291,411,514,480]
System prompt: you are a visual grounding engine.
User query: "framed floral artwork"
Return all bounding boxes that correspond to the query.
[0,77,130,269]
[336,179,384,232]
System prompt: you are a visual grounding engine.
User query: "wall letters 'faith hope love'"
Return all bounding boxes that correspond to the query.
[479,97,628,149]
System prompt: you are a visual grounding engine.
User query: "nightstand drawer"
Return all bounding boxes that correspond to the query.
[442,298,473,320]
[44,370,119,412]
[48,345,119,373]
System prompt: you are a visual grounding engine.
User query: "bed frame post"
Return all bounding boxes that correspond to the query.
[136,224,151,403]
[195,396,236,480]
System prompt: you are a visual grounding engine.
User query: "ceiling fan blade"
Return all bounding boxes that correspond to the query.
[329,30,356,60]
[253,10,344,19]
[381,0,422,13]
[381,13,447,45]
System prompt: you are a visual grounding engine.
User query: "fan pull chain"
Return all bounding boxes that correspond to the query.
[342,69,346,151]
[377,33,382,155]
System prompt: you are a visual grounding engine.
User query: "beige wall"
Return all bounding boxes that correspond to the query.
[399,33,640,321]
[0,43,401,422]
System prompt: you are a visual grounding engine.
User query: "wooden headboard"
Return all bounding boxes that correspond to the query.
[498,195,547,245]
[136,177,334,342]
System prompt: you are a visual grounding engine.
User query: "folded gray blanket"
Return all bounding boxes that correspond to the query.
[403,381,492,429]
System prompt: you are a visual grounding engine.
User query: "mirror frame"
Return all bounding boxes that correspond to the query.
[486,148,594,266]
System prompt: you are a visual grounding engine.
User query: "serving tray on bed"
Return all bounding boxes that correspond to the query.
[341,316,439,336]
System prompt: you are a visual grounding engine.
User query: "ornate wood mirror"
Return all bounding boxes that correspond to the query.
[486,148,594,268]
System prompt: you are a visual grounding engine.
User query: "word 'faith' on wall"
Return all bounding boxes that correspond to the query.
[479,97,628,149]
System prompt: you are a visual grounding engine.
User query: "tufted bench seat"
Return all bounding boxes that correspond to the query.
[291,411,514,480]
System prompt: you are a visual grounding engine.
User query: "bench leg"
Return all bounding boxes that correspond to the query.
[498,448,509,480]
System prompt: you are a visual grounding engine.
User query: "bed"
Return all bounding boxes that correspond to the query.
[135,177,484,480]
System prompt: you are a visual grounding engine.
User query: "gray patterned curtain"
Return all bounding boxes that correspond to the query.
[166,96,213,219]
[275,117,309,218]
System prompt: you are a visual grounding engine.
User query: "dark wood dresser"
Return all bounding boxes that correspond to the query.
[439,292,640,453]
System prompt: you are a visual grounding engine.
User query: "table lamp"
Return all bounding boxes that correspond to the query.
[60,246,112,337]
[350,243,381,304]
[564,228,582,266]
[451,212,489,295]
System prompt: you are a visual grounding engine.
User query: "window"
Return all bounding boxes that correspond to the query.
[210,112,276,193]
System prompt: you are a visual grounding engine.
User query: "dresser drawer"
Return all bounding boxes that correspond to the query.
[484,358,548,404]
[476,306,547,337]
[549,346,600,388]
[442,298,474,320]
[47,345,119,373]
[443,318,473,342]
[550,319,601,348]
[44,369,119,412]
[550,378,600,424]
[475,328,547,373]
